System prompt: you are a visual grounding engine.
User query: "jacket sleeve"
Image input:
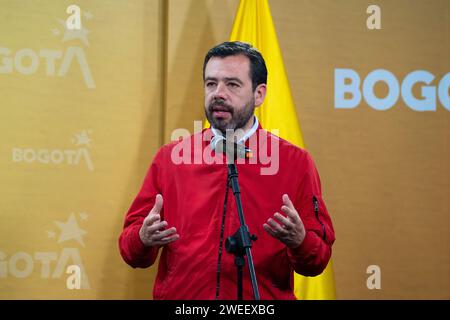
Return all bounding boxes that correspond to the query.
[286,150,335,276]
[118,148,165,268]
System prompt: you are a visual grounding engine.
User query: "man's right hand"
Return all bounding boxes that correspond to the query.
[139,194,180,247]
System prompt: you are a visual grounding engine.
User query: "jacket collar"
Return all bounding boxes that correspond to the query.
[210,116,259,150]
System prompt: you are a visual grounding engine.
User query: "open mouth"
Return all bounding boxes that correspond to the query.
[212,109,231,118]
[211,105,232,118]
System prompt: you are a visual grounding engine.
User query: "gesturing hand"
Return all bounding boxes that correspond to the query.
[139,194,180,247]
[263,194,306,248]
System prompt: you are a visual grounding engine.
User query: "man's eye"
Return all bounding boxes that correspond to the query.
[206,82,216,87]
[228,83,239,87]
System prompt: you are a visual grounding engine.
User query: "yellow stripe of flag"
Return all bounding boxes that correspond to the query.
[229,0,336,300]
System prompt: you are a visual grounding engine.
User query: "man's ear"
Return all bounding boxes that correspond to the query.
[254,83,267,107]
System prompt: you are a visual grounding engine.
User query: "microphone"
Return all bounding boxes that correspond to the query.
[214,139,253,161]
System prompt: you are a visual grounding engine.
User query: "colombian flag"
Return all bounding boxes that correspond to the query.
[229,0,336,300]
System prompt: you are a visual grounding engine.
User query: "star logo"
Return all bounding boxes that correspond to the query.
[54,213,87,247]
[58,19,91,47]
[72,130,92,147]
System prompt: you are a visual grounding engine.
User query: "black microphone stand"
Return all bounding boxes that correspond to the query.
[225,162,260,300]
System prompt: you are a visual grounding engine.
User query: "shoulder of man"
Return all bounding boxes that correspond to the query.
[262,128,310,159]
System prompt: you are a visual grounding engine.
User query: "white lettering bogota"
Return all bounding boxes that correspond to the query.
[12,148,93,171]
[335,68,450,111]
[0,47,95,89]
[12,130,94,171]
[0,249,90,289]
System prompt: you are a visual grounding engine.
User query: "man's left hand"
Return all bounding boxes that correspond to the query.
[263,194,306,248]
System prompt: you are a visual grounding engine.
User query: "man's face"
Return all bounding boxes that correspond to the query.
[204,54,265,133]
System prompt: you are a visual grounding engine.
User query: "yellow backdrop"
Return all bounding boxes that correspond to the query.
[0,0,448,299]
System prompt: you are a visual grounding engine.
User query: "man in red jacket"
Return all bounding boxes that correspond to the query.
[119,41,335,300]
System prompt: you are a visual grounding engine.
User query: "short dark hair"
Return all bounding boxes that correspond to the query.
[203,41,267,91]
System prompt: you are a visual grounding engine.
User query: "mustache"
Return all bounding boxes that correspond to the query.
[208,100,233,114]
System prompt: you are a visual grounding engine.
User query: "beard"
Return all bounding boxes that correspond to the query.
[205,98,255,134]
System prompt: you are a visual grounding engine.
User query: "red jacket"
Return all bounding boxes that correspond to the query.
[119,127,335,300]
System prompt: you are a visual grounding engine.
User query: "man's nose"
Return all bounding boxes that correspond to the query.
[212,82,227,100]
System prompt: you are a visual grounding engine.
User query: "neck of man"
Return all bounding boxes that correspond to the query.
[214,115,258,144]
